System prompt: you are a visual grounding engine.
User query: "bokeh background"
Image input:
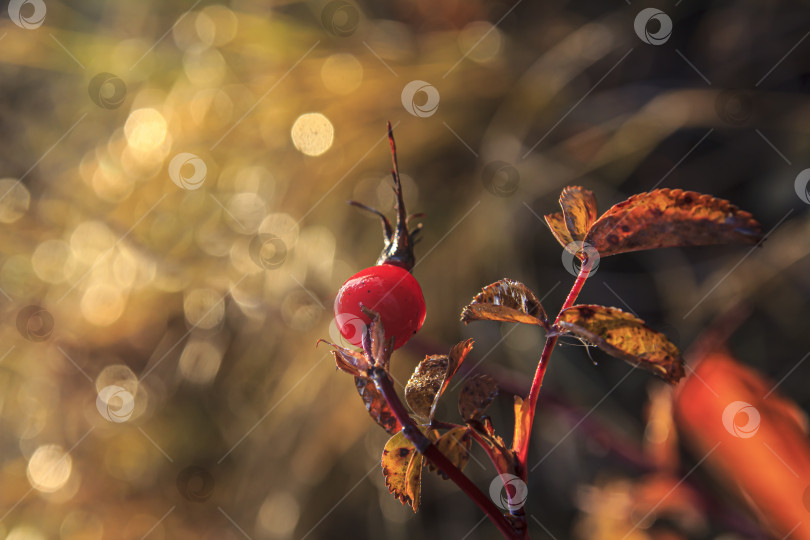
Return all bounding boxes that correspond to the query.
[1,0,810,539]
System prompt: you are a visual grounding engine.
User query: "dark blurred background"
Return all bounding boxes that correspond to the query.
[1,0,810,539]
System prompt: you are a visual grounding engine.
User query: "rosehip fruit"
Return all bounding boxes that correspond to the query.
[334,264,426,350]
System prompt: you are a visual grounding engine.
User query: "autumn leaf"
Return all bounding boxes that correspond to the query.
[560,186,598,241]
[584,189,762,257]
[381,431,423,511]
[355,376,402,435]
[426,427,472,479]
[466,417,516,476]
[512,396,532,458]
[404,340,473,421]
[317,340,371,378]
[544,212,574,250]
[556,305,684,383]
[458,374,499,422]
[674,349,810,538]
[460,279,548,328]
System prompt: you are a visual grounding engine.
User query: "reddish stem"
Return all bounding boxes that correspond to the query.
[516,258,593,471]
[371,368,520,540]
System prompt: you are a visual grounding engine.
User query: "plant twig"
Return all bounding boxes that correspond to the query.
[371,368,521,540]
[516,257,593,470]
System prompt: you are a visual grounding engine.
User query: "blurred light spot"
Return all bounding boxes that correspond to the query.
[81,284,126,326]
[291,113,334,156]
[6,526,46,540]
[60,510,104,540]
[0,179,30,223]
[0,255,41,298]
[96,364,138,396]
[32,239,71,284]
[70,221,116,264]
[184,288,225,329]
[225,192,266,234]
[321,54,363,95]
[124,108,167,152]
[374,173,419,210]
[27,444,72,493]
[179,339,222,384]
[92,161,134,202]
[197,5,238,46]
[281,291,322,331]
[259,213,299,254]
[458,21,502,63]
[183,46,226,86]
[258,492,301,538]
[189,88,234,127]
[112,248,138,289]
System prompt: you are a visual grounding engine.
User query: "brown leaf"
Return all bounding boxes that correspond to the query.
[584,189,762,257]
[355,376,402,434]
[560,186,598,241]
[557,305,684,383]
[381,431,422,511]
[466,418,516,475]
[404,340,473,421]
[317,340,371,378]
[460,279,548,328]
[458,374,499,421]
[426,427,472,479]
[544,212,574,250]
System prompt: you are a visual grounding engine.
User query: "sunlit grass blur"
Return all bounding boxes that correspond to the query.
[1,1,810,539]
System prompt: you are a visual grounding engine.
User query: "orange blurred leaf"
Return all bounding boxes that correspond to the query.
[557,305,684,383]
[404,340,474,421]
[427,427,472,479]
[461,279,548,328]
[673,350,810,538]
[381,431,422,511]
[584,189,762,257]
[458,374,499,422]
[355,376,402,435]
[560,186,598,241]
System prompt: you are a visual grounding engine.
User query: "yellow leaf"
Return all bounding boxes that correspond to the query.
[381,431,423,511]
[559,186,598,241]
[427,427,472,479]
[544,211,574,250]
[557,305,684,383]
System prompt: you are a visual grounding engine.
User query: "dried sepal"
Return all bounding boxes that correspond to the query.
[381,431,422,511]
[404,340,473,421]
[317,339,371,378]
[458,374,499,422]
[460,279,548,329]
[556,305,684,383]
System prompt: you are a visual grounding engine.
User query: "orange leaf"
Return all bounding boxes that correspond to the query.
[355,376,402,435]
[460,279,548,328]
[557,305,684,383]
[673,350,810,538]
[458,374,499,422]
[560,186,598,241]
[512,395,532,455]
[381,431,422,511]
[404,340,474,421]
[584,189,762,257]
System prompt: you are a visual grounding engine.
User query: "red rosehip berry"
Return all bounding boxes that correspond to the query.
[334,263,426,350]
